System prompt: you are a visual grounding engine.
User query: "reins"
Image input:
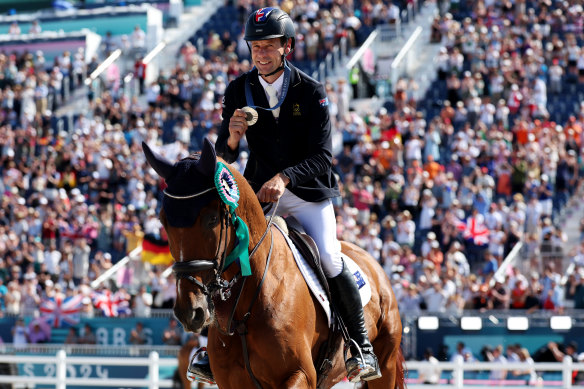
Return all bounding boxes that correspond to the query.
[215,200,277,336]
[171,185,280,389]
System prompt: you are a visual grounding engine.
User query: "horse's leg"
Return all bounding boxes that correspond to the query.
[365,335,396,389]
[365,330,404,389]
[177,347,191,389]
[280,369,315,389]
[363,296,405,389]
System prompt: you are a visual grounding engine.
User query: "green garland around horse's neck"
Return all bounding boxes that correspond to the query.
[214,162,251,276]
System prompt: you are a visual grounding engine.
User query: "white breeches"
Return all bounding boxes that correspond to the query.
[269,189,343,277]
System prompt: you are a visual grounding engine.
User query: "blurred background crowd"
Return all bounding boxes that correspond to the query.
[0,0,583,367]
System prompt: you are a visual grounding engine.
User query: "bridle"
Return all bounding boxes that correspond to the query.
[167,184,277,315]
[170,198,234,300]
[168,184,277,389]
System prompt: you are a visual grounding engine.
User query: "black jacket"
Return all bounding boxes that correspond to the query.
[216,63,340,202]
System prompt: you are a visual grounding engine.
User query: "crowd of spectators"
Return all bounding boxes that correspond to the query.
[0,0,584,355]
[0,0,395,324]
[339,0,584,317]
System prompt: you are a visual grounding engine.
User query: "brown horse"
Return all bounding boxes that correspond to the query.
[143,139,405,389]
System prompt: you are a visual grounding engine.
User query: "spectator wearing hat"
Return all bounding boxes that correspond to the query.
[427,237,443,267]
[80,296,94,318]
[445,242,470,276]
[21,272,40,317]
[396,211,415,248]
[490,277,510,310]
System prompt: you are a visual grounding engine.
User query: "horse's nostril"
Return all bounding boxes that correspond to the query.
[193,307,205,325]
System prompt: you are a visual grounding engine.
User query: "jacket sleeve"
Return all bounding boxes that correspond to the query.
[281,82,333,188]
[215,81,239,163]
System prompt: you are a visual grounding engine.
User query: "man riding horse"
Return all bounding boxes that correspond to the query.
[190,7,380,384]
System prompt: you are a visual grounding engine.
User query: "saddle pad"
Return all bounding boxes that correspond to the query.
[274,224,372,327]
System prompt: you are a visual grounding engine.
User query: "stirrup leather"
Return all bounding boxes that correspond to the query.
[186,347,216,385]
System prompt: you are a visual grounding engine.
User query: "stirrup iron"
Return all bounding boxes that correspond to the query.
[186,347,216,385]
[343,338,374,382]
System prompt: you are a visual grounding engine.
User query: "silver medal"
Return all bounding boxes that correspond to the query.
[241,106,258,126]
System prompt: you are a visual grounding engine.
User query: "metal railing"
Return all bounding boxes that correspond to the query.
[406,356,584,389]
[0,343,181,357]
[1,350,582,389]
[315,37,348,82]
[90,246,142,289]
[83,48,122,99]
[389,25,423,93]
[0,350,176,389]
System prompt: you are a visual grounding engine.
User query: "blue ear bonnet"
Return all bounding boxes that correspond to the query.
[162,158,217,228]
[143,139,251,276]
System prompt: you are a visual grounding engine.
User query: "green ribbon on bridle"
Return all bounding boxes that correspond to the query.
[214,162,251,276]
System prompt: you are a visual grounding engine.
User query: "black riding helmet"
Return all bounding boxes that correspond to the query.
[244,7,296,52]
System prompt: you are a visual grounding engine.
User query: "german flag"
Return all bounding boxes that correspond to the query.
[141,233,173,265]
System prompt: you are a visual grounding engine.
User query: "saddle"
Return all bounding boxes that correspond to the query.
[281,216,343,389]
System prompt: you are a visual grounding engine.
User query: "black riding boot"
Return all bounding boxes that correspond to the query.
[328,261,381,383]
[187,349,215,385]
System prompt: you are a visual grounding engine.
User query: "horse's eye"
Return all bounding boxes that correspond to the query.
[209,215,219,226]
[202,211,219,228]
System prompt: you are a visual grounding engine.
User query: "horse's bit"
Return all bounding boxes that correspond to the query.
[169,188,277,303]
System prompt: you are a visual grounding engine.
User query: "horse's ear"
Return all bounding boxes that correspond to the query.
[142,142,174,180]
[196,138,217,176]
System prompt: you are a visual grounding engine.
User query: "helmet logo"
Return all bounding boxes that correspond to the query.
[255,7,274,23]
